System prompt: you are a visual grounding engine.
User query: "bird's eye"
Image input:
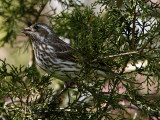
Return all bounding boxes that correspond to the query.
[33,25,39,29]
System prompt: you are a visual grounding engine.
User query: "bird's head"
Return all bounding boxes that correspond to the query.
[23,23,53,41]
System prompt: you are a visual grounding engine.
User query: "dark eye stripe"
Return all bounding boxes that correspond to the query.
[33,25,39,29]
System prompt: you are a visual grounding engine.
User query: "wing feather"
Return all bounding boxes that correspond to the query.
[46,34,77,62]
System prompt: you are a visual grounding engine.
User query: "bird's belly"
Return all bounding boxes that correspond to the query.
[35,55,80,81]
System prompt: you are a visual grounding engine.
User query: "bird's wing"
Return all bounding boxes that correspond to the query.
[47,35,77,62]
[52,43,76,62]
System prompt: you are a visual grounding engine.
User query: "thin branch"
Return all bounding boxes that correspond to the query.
[131,1,136,50]
[104,51,139,58]
[32,0,49,24]
[139,41,150,53]
[120,57,130,75]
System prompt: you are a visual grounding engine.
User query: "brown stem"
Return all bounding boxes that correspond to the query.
[32,0,49,24]
[139,41,150,53]
[131,2,136,50]
[120,57,130,75]
[104,51,139,58]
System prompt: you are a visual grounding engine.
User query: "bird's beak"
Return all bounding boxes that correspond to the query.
[24,27,31,32]
[22,26,32,35]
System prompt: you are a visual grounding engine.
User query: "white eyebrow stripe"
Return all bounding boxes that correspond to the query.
[39,25,52,34]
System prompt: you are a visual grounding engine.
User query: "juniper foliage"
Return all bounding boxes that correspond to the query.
[0,0,160,119]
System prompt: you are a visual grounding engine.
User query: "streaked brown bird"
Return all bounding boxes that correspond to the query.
[23,23,108,82]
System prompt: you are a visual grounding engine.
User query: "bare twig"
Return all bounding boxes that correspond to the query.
[104,51,139,58]
[131,0,136,50]
[32,0,49,24]
[139,41,150,53]
[120,57,130,75]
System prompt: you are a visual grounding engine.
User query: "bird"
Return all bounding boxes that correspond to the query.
[23,23,112,83]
